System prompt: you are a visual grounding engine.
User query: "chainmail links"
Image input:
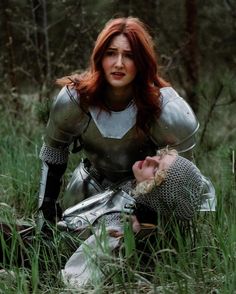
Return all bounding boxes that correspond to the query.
[39,143,69,164]
[95,213,122,229]
[135,156,204,221]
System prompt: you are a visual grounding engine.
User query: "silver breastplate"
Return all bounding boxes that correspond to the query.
[81,105,155,181]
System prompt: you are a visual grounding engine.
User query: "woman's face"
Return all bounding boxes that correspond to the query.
[102,34,137,90]
[132,154,176,183]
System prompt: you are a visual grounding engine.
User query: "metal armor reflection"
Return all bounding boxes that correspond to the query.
[57,189,135,232]
[62,161,104,209]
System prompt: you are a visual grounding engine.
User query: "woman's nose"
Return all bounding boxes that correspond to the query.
[114,54,123,67]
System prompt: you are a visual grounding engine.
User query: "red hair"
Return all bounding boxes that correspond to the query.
[56,17,169,132]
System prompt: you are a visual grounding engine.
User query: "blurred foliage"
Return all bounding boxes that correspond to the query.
[0,0,235,149]
[0,0,235,90]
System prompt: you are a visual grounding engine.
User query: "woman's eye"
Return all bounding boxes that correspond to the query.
[124,53,134,59]
[105,51,115,56]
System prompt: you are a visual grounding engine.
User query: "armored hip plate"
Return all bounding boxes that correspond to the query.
[57,189,135,232]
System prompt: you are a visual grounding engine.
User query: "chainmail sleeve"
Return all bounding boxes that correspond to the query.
[39,143,69,165]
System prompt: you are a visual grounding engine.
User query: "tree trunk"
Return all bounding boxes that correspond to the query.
[2,0,17,89]
[1,0,21,114]
[31,0,44,86]
[184,0,199,113]
[42,0,51,83]
[31,0,51,100]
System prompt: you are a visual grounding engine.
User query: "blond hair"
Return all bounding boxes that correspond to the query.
[133,148,178,196]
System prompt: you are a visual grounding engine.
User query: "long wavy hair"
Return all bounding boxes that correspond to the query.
[56,17,169,132]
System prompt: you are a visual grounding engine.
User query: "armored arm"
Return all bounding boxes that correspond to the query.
[38,86,90,223]
[149,87,199,159]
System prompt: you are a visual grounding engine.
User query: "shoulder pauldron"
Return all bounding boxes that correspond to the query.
[150,87,199,153]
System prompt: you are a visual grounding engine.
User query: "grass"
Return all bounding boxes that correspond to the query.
[0,86,235,293]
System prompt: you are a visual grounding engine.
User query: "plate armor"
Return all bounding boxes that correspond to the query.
[39,86,199,211]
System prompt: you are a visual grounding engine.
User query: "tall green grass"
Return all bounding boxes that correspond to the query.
[0,89,235,293]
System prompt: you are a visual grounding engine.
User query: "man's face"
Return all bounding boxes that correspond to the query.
[132,154,177,183]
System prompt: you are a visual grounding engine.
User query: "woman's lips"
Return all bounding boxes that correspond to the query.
[111,72,125,78]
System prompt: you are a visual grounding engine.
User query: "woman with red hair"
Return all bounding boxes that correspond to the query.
[38,17,199,225]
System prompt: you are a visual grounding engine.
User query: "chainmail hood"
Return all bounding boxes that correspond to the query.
[134,156,205,221]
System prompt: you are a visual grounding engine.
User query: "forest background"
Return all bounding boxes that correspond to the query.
[0,0,235,293]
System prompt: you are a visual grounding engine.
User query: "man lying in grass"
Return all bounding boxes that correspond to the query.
[60,148,216,287]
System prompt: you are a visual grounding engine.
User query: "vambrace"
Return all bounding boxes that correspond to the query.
[38,161,67,208]
[38,144,68,220]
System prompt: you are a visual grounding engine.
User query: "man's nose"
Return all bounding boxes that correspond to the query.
[145,156,160,163]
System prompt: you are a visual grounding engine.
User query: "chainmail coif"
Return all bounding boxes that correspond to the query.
[135,156,204,221]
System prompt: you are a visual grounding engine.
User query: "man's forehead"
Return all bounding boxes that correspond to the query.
[153,153,176,162]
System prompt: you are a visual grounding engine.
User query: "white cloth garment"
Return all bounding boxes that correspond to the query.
[61,225,122,287]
